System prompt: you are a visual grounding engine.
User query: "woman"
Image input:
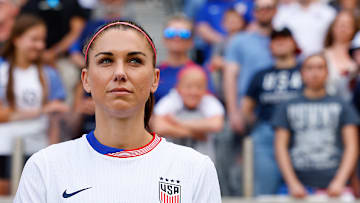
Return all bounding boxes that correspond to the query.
[0,15,68,195]
[155,14,214,102]
[14,20,221,202]
[324,11,358,101]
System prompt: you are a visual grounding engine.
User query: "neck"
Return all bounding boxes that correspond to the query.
[166,51,189,67]
[254,22,272,36]
[276,54,297,69]
[331,41,350,50]
[299,0,313,8]
[93,106,153,150]
[14,54,31,69]
[304,87,327,99]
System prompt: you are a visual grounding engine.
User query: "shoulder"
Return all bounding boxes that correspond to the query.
[159,139,213,166]
[28,137,85,167]
[199,94,224,115]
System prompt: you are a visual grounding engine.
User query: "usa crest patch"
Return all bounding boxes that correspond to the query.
[159,177,181,203]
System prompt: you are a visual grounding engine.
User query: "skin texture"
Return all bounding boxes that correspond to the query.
[275,55,359,198]
[81,28,160,150]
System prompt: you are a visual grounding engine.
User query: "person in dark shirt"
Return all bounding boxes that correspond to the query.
[241,27,303,195]
[273,53,359,199]
[21,0,90,65]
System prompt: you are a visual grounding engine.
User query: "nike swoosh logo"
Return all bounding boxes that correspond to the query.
[62,187,92,198]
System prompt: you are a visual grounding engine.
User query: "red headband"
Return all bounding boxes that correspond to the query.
[84,22,157,64]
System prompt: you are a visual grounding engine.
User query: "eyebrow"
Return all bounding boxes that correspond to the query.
[94,51,146,57]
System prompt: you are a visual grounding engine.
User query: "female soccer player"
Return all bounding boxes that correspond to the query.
[14,20,221,203]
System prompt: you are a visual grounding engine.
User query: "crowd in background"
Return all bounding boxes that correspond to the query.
[1,0,360,199]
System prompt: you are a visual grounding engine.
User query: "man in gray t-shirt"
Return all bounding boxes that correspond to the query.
[272,54,360,198]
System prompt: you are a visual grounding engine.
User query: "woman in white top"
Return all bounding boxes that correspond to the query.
[324,10,358,101]
[0,14,68,195]
[14,20,221,203]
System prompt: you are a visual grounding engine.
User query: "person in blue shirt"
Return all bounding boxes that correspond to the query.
[155,14,214,102]
[242,27,303,195]
[195,0,254,63]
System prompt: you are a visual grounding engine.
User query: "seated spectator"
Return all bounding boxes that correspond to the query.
[210,7,246,101]
[324,11,358,101]
[274,0,336,56]
[155,14,214,102]
[194,0,254,63]
[0,14,68,195]
[273,53,359,199]
[241,27,303,195]
[153,66,224,161]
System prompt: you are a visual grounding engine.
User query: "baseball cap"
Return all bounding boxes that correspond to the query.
[270,27,293,40]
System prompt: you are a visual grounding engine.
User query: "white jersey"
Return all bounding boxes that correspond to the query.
[0,63,48,155]
[14,131,221,203]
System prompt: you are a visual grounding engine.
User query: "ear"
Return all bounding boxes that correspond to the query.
[150,68,160,93]
[81,68,91,93]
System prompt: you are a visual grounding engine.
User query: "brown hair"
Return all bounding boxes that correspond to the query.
[302,52,328,71]
[1,14,48,109]
[324,11,358,48]
[165,13,195,35]
[82,20,157,131]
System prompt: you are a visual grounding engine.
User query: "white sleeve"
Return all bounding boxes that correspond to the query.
[14,151,47,203]
[192,157,221,203]
[154,89,183,116]
[199,95,224,117]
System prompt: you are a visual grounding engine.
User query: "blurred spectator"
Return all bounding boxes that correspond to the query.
[0,0,19,51]
[155,14,214,102]
[324,11,358,101]
[218,0,276,196]
[21,0,91,104]
[0,14,68,195]
[242,27,303,195]
[153,66,224,161]
[273,53,359,199]
[194,0,254,63]
[224,0,275,134]
[274,0,336,57]
[210,8,246,101]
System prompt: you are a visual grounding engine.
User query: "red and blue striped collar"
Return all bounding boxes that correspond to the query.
[86,131,162,158]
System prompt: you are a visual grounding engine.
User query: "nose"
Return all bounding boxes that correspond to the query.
[113,61,127,82]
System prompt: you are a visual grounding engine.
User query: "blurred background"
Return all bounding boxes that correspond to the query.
[2,0,360,202]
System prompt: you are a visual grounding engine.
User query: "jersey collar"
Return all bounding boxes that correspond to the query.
[86,131,162,158]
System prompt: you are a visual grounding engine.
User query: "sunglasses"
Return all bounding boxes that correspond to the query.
[163,28,192,39]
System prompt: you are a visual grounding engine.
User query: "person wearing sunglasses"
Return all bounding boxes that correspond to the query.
[155,14,214,102]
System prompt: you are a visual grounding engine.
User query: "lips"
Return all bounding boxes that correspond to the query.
[108,87,133,94]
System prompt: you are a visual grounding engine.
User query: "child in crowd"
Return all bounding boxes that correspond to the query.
[210,8,246,101]
[273,53,359,199]
[153,66,224,161]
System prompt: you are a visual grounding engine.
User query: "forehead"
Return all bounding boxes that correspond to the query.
[167,20,192,30]
[304,56,326,66]
[179,69,207,84]
[90,28,151,56]
[255,0,276,7]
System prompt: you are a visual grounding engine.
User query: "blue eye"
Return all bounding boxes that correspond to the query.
[128,58,143,65]
[98,58,112,65]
